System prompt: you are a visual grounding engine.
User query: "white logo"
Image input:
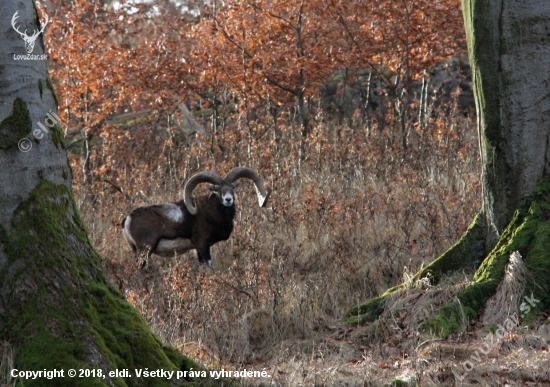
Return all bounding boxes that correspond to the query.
[11,10,49,54]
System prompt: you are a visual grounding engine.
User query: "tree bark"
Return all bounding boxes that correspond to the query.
[464,0,550,247]
[0,2,206,386]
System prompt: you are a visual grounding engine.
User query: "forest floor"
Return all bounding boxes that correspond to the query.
[158,267,550,387]
[247,322,550,387]
[103,253,550,387]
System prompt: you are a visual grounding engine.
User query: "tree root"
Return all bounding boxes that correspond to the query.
[343,214,486,325]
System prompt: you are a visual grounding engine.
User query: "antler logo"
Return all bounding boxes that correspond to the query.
[11,10,49,54]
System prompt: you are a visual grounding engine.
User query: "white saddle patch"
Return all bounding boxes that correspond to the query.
[155,238,195,256]
[160,203,184,223]
[122,216,136,247]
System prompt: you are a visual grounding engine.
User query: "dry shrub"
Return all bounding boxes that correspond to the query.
[73,95,480,376]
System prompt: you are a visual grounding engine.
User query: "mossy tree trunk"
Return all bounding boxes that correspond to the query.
[345,0,550,333]
[465,0,550,248]
[0,2,219,386]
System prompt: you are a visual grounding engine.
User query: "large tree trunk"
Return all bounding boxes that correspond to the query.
[345,0,550,334]
[0,2,208,386]
[467,0,550,247]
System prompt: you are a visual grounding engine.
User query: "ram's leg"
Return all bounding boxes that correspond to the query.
[136,246,153,268]
[130,243,137,257]
[196,243,213,267]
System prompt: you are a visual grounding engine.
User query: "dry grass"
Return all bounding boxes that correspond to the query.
[70,99,503,385]
[70,102,550,386]
[482,251,529,326]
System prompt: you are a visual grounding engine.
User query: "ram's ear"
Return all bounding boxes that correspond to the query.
[231,181,241,189]
[208,185,220,192]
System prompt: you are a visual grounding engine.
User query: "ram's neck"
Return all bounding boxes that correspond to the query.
[216,200,236,220]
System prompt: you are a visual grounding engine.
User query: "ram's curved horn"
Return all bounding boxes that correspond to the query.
[224,167,270,207]
[184,171,225,215]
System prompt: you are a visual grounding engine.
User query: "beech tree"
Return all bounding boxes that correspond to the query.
[0,2,214,386]
[345,0,550,335]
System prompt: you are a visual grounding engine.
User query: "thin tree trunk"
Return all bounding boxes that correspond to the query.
[297,91,309,162]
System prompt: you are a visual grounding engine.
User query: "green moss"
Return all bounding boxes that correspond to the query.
[420,177,550,337]
[520,181,550,319]
[413,214,486,283]
[0,98,32,150]
[390,379,409,387]
[51,123,66,150]
[82,282,179,387]
[1,180,222,387]
[419,298,476,338]
[342,295,386,325]
[0,225,7,244]
[46,78,59,108]
[462,0,502,148]
[39,79,44,98]
[162,345,182,366]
